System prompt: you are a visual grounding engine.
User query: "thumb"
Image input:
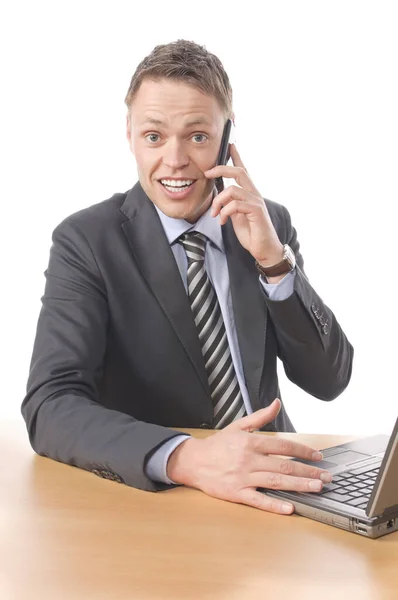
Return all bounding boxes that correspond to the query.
[227,399,282,433]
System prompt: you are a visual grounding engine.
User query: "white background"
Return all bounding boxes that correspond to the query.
[1,1,397,435]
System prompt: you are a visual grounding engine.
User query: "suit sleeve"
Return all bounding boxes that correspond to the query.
[21,218,182,492]
[264,204,354,401]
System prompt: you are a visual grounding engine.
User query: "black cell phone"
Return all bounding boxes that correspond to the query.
[215,119,232,193]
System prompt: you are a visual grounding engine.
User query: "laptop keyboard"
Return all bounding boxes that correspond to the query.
[317,462,381,510]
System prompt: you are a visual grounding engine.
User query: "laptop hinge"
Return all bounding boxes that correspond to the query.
[382,504,398,516]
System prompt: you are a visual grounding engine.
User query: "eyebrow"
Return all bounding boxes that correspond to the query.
[140,117,212,128]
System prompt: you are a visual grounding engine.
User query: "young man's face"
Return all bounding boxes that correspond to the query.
[127,78,227,223]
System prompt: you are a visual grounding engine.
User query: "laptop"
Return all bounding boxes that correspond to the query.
[262,417,398,538]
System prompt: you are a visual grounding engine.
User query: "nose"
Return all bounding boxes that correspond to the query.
[162,139,189,170]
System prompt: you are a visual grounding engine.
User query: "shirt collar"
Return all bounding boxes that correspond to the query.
[154,192,224,253]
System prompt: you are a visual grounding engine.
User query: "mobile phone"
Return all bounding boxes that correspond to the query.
[215,119,232,193]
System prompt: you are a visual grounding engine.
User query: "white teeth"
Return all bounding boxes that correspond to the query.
[160,179,194,187]
[163,185,192,193]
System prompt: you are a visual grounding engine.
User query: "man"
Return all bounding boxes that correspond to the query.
[22,40,353,515]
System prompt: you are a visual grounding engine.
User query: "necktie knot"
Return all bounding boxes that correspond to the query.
[179,232,207,264]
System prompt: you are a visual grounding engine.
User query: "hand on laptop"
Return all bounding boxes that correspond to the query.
[167,399,333,514]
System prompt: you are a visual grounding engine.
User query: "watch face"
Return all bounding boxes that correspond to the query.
[283,245,296,269]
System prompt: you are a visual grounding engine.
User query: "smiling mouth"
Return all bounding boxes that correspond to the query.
[159,180,197,194]
[157,179,198,199]
[159,179,196,189]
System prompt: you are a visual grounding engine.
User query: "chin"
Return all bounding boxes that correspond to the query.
[156,193,212,223]
[158,201,202,222]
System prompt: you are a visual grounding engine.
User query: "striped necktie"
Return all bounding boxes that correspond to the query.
[179,232,247,428]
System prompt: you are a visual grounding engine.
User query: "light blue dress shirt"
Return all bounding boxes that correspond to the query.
[146,200,296,484]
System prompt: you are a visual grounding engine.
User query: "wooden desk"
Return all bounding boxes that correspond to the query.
[1,422,397,600]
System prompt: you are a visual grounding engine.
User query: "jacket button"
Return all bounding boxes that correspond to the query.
[323,324,329,335]
[311,303,317,313]
[199,422,211,429]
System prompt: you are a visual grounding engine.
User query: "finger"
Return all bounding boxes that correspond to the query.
[226,399,282,433]
[250,455,333,483]
[211,185,249,216]
[204,164,260,196]
[217,199,262,225]
[250,470,326,493]
[253,435,324,463]
[238,488,294,515]
[211,185,264,217]
[229,143,246,170]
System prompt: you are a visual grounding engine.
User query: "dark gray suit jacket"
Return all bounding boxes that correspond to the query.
[22,182,353,491]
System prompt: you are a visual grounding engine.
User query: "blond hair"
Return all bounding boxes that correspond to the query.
[125,39,233,118]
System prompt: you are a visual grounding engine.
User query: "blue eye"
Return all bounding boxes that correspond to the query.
[193,134,207,143]
[146,134,160,143]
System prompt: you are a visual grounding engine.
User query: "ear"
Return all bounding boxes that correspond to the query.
[126,114,131,142]
[126,114,135,154]
[229,115,236,145]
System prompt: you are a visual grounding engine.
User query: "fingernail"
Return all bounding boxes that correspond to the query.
[320,472,333,483]
[282,503,294,514]
[312,451,323,461]
[309,480,323,491]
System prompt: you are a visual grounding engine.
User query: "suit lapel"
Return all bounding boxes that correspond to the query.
[120,183,210,395]
[222,221,268,412]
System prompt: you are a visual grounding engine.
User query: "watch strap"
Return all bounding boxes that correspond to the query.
[255,245,296,277]
[255,259,292,278]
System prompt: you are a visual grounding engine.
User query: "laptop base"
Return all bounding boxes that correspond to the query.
[264,490,398,538]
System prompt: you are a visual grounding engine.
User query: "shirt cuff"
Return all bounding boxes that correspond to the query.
[145,435,191,485]
[259,268,296,301]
